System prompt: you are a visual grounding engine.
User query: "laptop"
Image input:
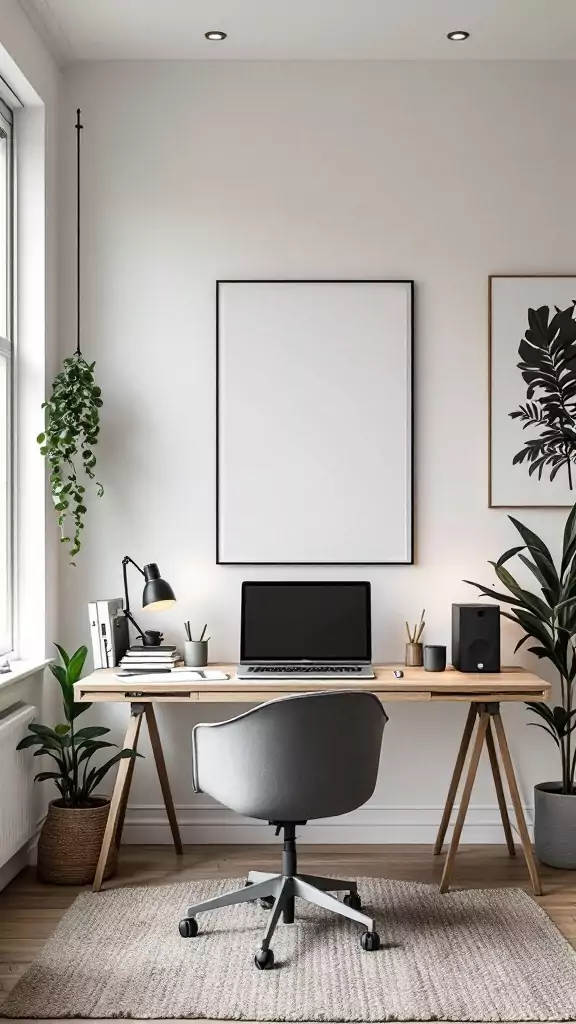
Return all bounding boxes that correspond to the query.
[238,581,375,679]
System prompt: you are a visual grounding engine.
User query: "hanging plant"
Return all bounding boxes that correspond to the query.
[39,109,104,564]
[38,356,103,562]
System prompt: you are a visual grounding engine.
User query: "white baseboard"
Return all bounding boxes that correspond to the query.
[122,803,534,845]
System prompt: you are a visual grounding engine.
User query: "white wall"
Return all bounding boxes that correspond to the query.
[58,59,576,843]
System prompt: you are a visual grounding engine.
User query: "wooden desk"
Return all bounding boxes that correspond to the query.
[75,665,550,896]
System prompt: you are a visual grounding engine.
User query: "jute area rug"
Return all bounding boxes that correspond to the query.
[2,877,576,1021]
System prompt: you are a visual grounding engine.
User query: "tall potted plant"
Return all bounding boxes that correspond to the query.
[466,503,576,868]
[18,644,140,884]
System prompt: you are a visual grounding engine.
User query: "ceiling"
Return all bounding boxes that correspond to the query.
[18,0,576,65]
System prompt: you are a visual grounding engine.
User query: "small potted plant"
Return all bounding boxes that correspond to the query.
[18,643,140,884]
[466,504,576,868]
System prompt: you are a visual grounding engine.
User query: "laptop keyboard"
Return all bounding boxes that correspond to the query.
[247,665,362,674]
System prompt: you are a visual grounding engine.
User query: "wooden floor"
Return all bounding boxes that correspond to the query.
[1,843,576,1015]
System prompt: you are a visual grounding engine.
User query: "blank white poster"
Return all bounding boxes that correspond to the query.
[217,281,413,563]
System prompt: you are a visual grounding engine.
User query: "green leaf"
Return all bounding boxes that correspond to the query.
[16,733,44,749]
[463,582,522,608]
[513,633,532,654]
[527,645,550,658]
[527,723,560,747]
[561,502,576,578]
[27,723,61,740]
[74,725,110,740]
[526,701,555,724]
[54,723,70,736]
[33,772,64,783]
[496,545,525,568]
[49,663,67,687]
[67,646,88,684]
[507,515,560,599]
[493,564,552,621]
[76,741,116,765]
[54,643,70,667]
[36,432,45,444]
[86,749,142,794]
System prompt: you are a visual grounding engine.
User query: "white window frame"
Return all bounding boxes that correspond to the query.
[0,96,14,657]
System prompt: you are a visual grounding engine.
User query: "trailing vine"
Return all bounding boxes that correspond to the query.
[39,111,104,564]
[38,355,103,563]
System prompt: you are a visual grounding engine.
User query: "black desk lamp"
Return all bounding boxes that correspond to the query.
[122,556,176,646]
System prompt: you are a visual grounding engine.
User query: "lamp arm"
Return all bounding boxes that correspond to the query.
[122,555,146,641]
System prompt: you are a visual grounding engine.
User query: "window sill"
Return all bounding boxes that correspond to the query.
[0,658,51,691]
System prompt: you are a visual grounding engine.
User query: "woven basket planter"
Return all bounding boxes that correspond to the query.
[37,797,117,885]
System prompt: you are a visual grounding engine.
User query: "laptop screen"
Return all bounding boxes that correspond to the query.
[241,582,371,661]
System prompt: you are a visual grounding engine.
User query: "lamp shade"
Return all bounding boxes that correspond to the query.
[142,563,176,611]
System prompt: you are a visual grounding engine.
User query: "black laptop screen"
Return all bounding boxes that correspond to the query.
[241,582,371,661]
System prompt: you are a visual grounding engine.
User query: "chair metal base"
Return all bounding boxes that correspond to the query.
[182,870,377,953]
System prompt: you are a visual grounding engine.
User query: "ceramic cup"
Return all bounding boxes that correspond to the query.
[424,644,446,672]
[184,640,208,668]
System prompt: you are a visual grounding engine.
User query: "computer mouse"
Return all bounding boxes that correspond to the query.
[393,669,404,679]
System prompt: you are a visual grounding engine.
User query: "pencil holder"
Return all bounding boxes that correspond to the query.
[184,640,208,668]
[405,642,423,667]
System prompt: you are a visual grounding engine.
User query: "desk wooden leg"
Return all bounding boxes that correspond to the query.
[486,719,516,857]
[114,714,143,851]
[93,705,144,893]
[434,703,477,856]
[439,710,489,894]
[145,704,183,855]
[492,711,542,896]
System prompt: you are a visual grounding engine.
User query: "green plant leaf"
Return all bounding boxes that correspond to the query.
[53,643,70,667]
[33,771,64,783]
[67,646,87,684]
[74,725,110,740]
[527,723,561,747]
[507,515,560,599]
[76,741,116,765]
[561,502,576,578]
[496,545,525,567]
[493,564,552,621]
[16,734,44,749]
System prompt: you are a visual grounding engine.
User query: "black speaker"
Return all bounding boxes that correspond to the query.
[452,604,500,672]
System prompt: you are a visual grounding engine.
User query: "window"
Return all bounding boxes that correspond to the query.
[0,98,13,655]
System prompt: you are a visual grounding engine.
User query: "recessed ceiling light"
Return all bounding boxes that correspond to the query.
[447,30,470,41]
[205,31,227,41]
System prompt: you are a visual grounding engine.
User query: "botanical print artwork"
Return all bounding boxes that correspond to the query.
[509,302,576,490]
[490,277,576,508]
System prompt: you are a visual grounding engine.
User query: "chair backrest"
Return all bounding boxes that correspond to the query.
[192,690,387,822]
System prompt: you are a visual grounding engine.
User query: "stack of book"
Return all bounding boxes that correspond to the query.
[118,646,183,673]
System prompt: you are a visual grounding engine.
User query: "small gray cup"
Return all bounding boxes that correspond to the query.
[184,640,208,668]
[424,644,446,672]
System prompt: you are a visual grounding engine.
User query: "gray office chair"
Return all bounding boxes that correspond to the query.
[179,690,388,969]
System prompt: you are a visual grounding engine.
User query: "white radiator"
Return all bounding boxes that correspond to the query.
[0,702,37,869]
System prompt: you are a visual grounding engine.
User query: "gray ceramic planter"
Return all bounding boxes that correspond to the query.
[534,782,576,868]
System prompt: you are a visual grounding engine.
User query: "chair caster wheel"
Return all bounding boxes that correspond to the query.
[360,930,380,951]
[254,947,275,970]
[343,892,362,911]
[259,896,276,910]
[179,917,198,938]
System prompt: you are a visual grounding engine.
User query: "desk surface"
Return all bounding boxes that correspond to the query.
[75,664,550,704]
